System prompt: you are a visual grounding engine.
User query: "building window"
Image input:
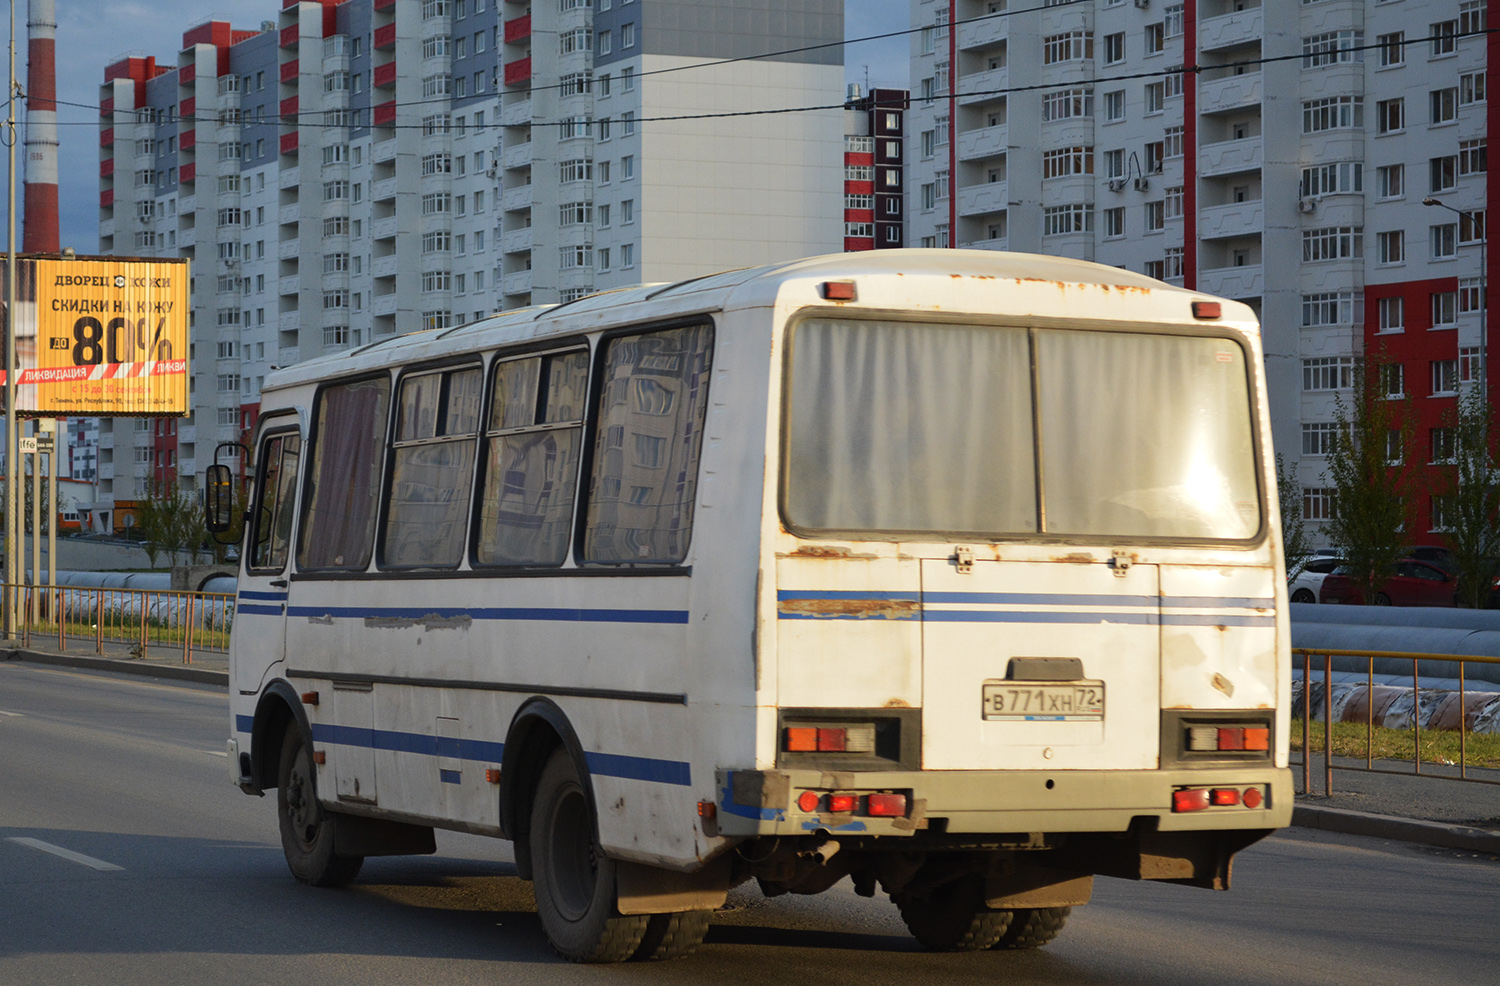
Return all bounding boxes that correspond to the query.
[1303,488,1335,522]
[1459,211,1486,245]
[1144,22,1164,55]
[1375,98,1404,134]
[1459,140,1487,176]
[1432,291,1458,327]
[1043,31,1093,64]
[1041,146,1093,179]
[1301,161,1362,196]
[1461,72,1487,105]
[1304,96,1364,133]
[1103,32,1125,65]
[1432,224,1458,259]
[1103,89,1125,122]
[1432,359,1459,395]
[1377,32,1405,67]
[1460,346,1482,381]
[1103,206,1125,238]
[1431,428,1457,464]
[1042,88,1093,121]
[1144,200,1164,232]
[1431,88,1459,125]
[1301,293,1357,328]
[1302,422,1339,456]
[1303,30,1363,68]
[1144,82,1164,115]
[1377,231,1404,265]
[1042,204,1093,236]
[1381,364,1406,399]
[1377,164,1404,198]
[1431,20,1457,57]
[1303,356,1355,391]
[1378,295,1405,331]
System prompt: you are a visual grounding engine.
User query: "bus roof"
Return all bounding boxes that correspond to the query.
[263,250,1250,394]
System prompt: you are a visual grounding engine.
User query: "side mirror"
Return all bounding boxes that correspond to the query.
[205,464,234,533]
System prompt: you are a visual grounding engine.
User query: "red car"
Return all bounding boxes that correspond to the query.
[1318,559,1458,607]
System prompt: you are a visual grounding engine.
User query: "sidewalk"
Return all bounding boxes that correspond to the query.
[5,639,1498,855]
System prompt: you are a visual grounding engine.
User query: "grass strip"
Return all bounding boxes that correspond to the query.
[1291,719,1500,769]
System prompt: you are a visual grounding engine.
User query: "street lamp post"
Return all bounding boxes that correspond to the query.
[1424,196,1487,390]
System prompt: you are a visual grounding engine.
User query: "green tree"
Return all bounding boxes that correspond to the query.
[1324,357,1416,605]
[1440,383,1500,608]
[1276,452,1313,575]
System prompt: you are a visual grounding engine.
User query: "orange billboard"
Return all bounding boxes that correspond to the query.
[2,256,189,416]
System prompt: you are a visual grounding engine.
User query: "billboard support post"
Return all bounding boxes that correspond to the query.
[5,0,18,641]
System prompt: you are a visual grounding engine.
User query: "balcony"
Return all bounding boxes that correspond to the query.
[1198,201,1264,240]
[373,216,399,240]
[178,228,196,249]
[501,184,533,212]
[1197,264,1264,300]
[279,312,300,334]
[1199,8,1263,52]
[502,269,533,296]
[279,168,299,189]
[501,97,532,127]
[502,227,534,254]
[957,124,1006,162]
[279,203,301,226]
[502,140,533,169]
[957,181,1007,217]
[957,14,1007,51]
[961,235,1009,252]
[372,254,399,278]
[372,293,398,317]
[277,346,300,364]
[278,239,300,260]
[1199,135,1262,178]
[279,274,301,296]
[1198,71,1263,115]
[373,138,396,163]
[957,67,1008,107]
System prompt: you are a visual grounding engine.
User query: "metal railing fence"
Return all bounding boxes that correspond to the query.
[2,581,234,665]
[1293,647,1500,796]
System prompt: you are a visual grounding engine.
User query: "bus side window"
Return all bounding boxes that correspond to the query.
[475,349,589,566]
[299,377,391,571]
[250,433,300,572]
[582,322,714,565]
[382,365,483,568]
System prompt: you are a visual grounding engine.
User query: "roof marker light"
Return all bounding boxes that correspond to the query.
[822,280,857,301]
[300,691,319,706]
[1192,300,1222,319]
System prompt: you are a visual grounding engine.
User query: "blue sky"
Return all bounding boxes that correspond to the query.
[0,0,909,250]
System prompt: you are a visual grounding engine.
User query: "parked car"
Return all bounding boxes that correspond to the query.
[1288,555,1344,604]
[1318,559,1458,607]
[1407,544,1458,574]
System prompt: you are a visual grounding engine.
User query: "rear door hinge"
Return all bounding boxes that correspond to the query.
[954,546,975,574]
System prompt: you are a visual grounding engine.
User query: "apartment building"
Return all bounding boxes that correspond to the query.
[908,0,1494,544]
[97,0,844,521]
[843,86,909,251]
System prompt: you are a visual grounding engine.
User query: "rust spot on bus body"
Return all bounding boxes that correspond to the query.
[1054,553,1096,564]
[779,545,880,560]
[778,598,921,620]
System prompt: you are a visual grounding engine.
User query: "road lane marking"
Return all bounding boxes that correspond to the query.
[6,837,125,871]
[203,750,229,757]
[0,710,22,717]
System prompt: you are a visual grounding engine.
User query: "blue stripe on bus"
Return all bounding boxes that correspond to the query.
[239,590,288,601]
[776,590,921,602]
[284,605,689,625]
[439,769,462,785]
[301,722,690,786]
[719,773,786,822]
[923,610,1160,625]
[237,604,285,616]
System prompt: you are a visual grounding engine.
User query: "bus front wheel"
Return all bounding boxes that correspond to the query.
[530,749,648,962]
[276,722,363,887]
[895,874,1014,951]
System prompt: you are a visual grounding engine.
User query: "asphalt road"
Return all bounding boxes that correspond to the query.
[2,662,1496,985]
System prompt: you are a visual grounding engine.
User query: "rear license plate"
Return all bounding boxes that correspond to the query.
[982,680,1105,721]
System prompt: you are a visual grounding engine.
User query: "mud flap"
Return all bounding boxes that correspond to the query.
[616,855,733,915]
[984,856,1094,909]
[1066,822,1273,890]
[332,813,438,857]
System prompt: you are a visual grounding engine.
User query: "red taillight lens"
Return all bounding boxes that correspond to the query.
[866,793,908,817]
[796,790,821,813]
[785,727,817,752]
[817,728,846,752]
[1173,788,1210,812]
[827,793,857,813]
[1243,728,1269,751]
[1210,788,1241,807]
[1243,788,1264,809]
[1218,727,1245,751]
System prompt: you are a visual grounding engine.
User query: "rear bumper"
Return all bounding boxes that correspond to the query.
[715,766,1293,839]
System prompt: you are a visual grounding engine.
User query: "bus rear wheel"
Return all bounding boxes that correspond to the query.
[895,875,1013,951]
[991,906,1072,950]
[530,749,648,962]
[631,909,712,960]
[276,722,363,887]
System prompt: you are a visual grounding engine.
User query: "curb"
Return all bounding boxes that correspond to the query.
[1292,804,1500,854]
[4,648,229,687]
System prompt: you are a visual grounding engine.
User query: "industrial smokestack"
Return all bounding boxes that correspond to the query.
[24,0,60,254]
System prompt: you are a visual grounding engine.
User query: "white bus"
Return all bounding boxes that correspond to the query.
[210,250,1292,962]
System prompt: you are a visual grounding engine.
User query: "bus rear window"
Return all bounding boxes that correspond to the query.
[783,317,1260,542]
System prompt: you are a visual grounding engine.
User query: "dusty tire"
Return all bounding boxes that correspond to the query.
[1374,592,1393,606]
[991,906,1071,950]
[1291,588,1315,604]
[631,909,712,961]
[277,722,363,887]
[895,876,1013,952]
[530,749,648,962]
